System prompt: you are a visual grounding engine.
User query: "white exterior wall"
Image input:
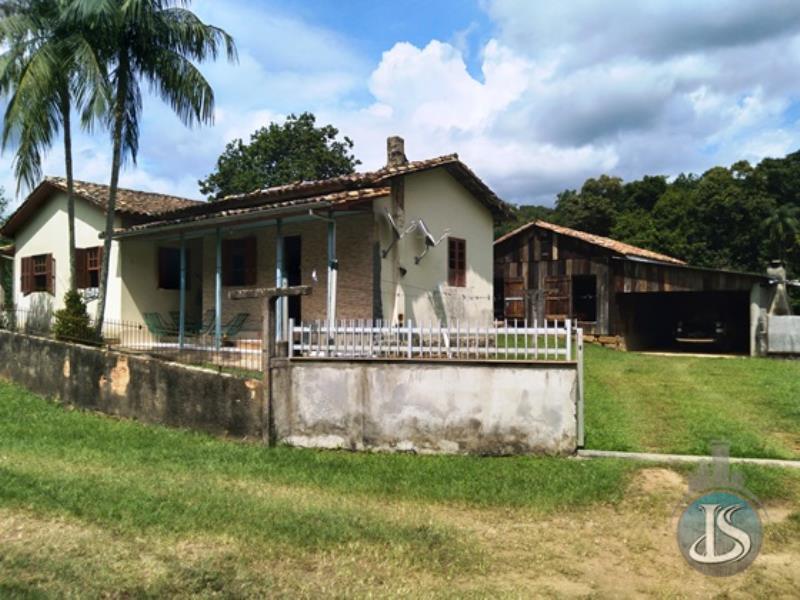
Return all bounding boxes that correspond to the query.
[11,193,122,320]
[375,169,495,325]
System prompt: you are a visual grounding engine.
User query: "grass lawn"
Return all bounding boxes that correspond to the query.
[584,344,800,459]
[1,378,800,597]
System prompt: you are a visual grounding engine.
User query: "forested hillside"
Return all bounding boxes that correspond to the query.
[498,151,800,287]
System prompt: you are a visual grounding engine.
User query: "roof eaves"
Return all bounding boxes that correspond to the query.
[109,187,389,239]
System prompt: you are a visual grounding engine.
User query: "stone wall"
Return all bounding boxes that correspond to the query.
[271,358,579,455]
[0,330,263,438]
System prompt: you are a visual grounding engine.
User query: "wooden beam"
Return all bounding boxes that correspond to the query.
[228,285,312,300]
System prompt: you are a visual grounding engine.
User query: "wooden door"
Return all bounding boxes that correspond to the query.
[503,277,525,319]
[544,275,570,320]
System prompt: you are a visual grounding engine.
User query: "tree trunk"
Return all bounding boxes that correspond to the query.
[61,87,77,292]
[95,55,129,335]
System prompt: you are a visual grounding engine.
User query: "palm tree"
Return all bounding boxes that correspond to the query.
[71,0,236,333]
[763,204,800,262]
[0,0,107,291]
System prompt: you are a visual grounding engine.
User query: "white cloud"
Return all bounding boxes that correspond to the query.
[4,0,800,210]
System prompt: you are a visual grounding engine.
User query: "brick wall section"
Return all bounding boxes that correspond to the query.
[201,213,375,334]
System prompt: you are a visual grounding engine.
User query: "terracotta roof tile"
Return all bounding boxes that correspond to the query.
[114,187,390,236]
[46,177,202,216]
[112,153,514,237]
[495,219,686,265]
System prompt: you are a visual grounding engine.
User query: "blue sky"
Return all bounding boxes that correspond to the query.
[4,0,800,208]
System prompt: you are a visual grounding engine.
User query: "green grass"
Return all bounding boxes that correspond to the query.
[584,344,800,459]
[1,377,799,596]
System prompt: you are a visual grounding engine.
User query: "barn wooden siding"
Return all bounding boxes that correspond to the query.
[495,225,764,336]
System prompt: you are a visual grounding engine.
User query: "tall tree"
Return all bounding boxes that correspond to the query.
[0,0,107,291]
[72,0,236,333]
[199,112,360,200]
[763,204,800,263]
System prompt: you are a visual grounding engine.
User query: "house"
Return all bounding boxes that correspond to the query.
[0,179,201,320]
[0,244,13,305]
[494,220,777,355]
[1,137,512,343]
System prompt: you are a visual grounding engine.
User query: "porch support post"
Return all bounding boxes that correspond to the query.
[275,219,285,341]
[215,226,222,350]
[178,233,187,349]
[327,214,337,328]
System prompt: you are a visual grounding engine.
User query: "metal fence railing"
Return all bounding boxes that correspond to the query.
[289,319,582,362]
[1,308,584,375]
[0,307,263,375]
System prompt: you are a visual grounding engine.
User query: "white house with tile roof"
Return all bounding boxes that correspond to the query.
[1,137,513,341]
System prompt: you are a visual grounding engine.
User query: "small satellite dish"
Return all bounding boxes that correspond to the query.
[311,269,319,283]
[381,209,418,258]
[414,219,450,264]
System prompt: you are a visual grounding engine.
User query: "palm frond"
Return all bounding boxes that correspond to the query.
[144,48,214,127]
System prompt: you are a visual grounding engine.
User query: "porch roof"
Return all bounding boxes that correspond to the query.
[108,186,390,239]
[109,152,514,239]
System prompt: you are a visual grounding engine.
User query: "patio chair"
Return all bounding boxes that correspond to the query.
[169,309,213,334]
[222,312,249,337]
[143,313,177,337]
[198,312,250,338]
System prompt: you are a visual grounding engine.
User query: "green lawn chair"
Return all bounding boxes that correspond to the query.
[169,309,213,334]
[222,313,249,337]
[199,312,249,339]
[143,313,177,337]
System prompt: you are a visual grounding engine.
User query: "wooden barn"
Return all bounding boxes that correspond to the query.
[494,220,776,355]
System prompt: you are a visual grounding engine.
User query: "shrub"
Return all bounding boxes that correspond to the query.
[53,290,99,344]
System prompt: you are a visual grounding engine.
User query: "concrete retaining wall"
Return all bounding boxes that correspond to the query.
[0,330,263,438]
[272,359,579,455]
[767,315,800,355]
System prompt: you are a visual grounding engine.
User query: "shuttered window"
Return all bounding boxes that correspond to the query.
[448,238,466,287]
[76,246,103,289]
[157,247,190,290]
[222,237,257,286]
[21,254,55,295]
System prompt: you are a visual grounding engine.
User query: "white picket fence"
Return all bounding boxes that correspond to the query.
[288,319,582,362]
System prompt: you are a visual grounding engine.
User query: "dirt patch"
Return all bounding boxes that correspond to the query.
[629,467,686,495]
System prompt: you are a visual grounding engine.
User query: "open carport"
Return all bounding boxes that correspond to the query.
[617,290,751,353]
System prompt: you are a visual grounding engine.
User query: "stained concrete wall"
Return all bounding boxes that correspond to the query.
[272,359,578,455]
[767,315,800,354]
[0,330,263,438]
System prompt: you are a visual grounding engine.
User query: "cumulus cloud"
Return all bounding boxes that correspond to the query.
[3,0,800,209]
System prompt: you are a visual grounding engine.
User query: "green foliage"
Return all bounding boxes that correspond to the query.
[0,186,11,308]
[0,0,108,192]
[497,150,800,281]
[494,203,554,238]
[199,112,361,200]
[53,290,98,344]
[68,0,236,333]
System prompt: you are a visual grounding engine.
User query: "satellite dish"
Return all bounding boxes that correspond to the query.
[413,219,450,264]
[381,209,418,258]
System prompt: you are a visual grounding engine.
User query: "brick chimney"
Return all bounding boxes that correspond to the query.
[386,136,407,167]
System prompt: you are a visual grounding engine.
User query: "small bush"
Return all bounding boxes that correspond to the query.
[0,303,16,331]
[53,291,99,344]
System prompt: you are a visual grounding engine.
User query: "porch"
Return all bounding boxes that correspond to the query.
[115,207,376,353]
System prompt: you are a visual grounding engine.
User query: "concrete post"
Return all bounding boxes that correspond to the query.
[178,234,186,349]
[229,285,311,445]
[215,227,223,350]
